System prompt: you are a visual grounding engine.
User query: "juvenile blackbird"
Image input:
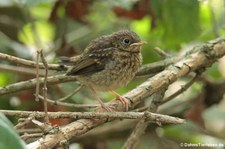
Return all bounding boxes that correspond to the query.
[60,30,145,111]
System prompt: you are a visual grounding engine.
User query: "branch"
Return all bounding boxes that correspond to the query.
[0,64,38,76]
[35,49,41,101]
[153,47,170,58]
[0,52,64,70]
[0,110,185,124]
[39,49,49,123]
[24,37,225,148]
[0,75,77,95]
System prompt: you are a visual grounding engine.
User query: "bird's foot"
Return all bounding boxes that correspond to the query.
[110,90,129,111]
[115,96,129,111]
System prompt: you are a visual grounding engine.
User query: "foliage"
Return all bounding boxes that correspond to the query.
[0,113,26,149]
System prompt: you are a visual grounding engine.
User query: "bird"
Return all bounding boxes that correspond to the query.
[60,30,146,111]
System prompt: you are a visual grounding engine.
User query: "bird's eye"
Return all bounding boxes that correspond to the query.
[123,38,130,44]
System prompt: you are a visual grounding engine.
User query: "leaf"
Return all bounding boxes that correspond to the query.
[18,21,55,46]
[161,0,201,48]
[0,113,26,149]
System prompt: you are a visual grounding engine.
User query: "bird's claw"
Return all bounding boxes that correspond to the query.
[116,96,129,111]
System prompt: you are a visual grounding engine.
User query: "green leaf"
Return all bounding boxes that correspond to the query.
[0,73,10,87]
[161,0,201,48]
[131,17,151,36]
[0,113,26,149]
[18,21,55,46]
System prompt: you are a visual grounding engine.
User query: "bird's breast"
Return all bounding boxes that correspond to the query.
[76,52,142,91]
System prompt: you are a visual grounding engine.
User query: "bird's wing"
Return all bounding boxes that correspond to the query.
[66,47,115,75]
[66,58,103,75]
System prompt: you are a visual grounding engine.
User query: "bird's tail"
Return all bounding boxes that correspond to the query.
[58,56,72,65]
[58,55,81,66]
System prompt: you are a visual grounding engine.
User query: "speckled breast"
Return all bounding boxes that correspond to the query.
[77,51,142,91]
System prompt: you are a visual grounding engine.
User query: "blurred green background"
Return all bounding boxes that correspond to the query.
[0,0,225,149]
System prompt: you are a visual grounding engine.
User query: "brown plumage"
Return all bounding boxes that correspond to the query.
[60,30,145,111]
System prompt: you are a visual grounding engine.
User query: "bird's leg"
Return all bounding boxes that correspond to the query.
[90,88,113,112]
[110,90,129,111]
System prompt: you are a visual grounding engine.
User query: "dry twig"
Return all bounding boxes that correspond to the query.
[39,49,49,123]
[153,47,170,58]
[0,52,64,70]
[37,94,98,109]
[15,114,36,130]
[35,48,41,101]
[58,84,84,101]
[161,74,199,104]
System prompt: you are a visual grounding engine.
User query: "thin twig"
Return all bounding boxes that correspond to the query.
[14,114,35,130]
[0,52,65,70]
[0,74,77,95]
[17,128,41,135]
[39,49,49,124]
[21,133,43,141]
[58,84,84,101]
[35,49,41,101]
[37,95,98,109]
[135,56,181,76]
[32,119,53,133]
[0,64,39,76]
[161,74,199,104]
[132,106,148,112]
[153,47,170,58]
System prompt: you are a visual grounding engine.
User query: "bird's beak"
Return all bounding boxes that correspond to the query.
[130,41,147,46]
